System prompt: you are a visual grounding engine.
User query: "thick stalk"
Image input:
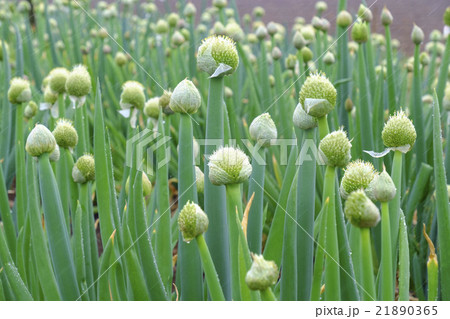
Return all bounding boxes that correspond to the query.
[178,114,202,300]
[389,151,402,267]
[260,288,276,301]
[75,103,87,158]
[56,148,71,233]
[225,183,243,301]
[384,26,396,114]
[318,116,329,140]
[196,234,225,301]
[323,165,340,300]
[437,34,450,110]
[204,76,231,300]
[15,103,26,231]
[247,147,265,254]
[380,202,394,301]
[360,228,376,301]
[412,44,425,168]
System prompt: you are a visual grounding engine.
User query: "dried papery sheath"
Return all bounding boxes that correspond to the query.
[245,254,279,291]
[344,189,380,228]
[8,77,32,104]
[26,124,56,157]
[178,201,209,242]
[249,113,277,147]
[293,103,318,130]
[299,72,336,118]
[125,172,153,197]
[365,170,396,202]
[208,146,252,185]
[72,154,95,184]
[340,160,377,199]
[197,35,239,76]
[169,79,201,114]
[195,166,204,193]
[49,144,60,162]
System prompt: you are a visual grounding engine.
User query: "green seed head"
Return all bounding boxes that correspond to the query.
[169,79,201,114]
[344,189,380,228]
[26,124,56,157]
[351,20,369,43]
[52,118,78,149]
[245,254,279,291]
[301,46,313,62]
[249,113,277,147]
[411,24,424,45]
[382,111,416,150]
[293,103,318,130]
[125,172,153,197]
[72,154,95,184]
[49,67,69,94]
[381,7,393,26]
[197,35,239,76]
[319,129,352,168]
[299,72,336,118]
[144,97,160,119]
[8,77,32,104]
[337,10,352,28]
[178,201,209,242]
[365,170,396,202]
[115,52,128,66]
[24,101,38,119]
[66,65,92,97]
[195,166,204,194]
[358,4,373,23]
[208,146,252,185]
[444,7,450,26]
[340,160,377,199]
[120,81,145,110]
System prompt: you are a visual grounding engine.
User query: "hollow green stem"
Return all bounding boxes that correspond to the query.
[58,94,65,118]
[412,44,425,168]
[15,103,26,231]
[260,287,276,301]
[318,116,330,140]
[380,202,393,301]
[196,234,225,301]
[398,211,410,301]
[360,227,376,301]
[389,151,402,267]
[384,25,396,114]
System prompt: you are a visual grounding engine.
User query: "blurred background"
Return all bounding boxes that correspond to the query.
[154,0,449,54]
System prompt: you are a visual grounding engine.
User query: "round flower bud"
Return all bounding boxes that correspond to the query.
[323,51,335,65]
[381,7,393,26]
[411,24,424,45]
[268,75,275,88]
[293,103,318,130]
[26,124,56,157]
[115,52,128,66]
[315,1,328,14]
[255,25,268,40]
[444,7,450,26]
[144,97,160,119]
[167,13,179,28]
[272,47,282,61]
[197,35,239,76]
[419,52,430,66]
[301,26,315,43]
[208,146,252,185]
[340,160,376,199]
[312,16,323,30]
[344,190,380,228]
[444,88,450,111]
[24,101,38,119]
[253,6,265,18]
[430,29,442,42]
[224,86,233,98]
[267,22,278,36]
[225,8,234,18]
[120,81,145,110]
[52,119,78,149]
[48,67,69,94]
[195,166,204,193]
[212,0,227,9]
[66,65,91,98]
[337,10,352,28]
[293,31,306,50]
[18,1,31,14]
[422,94,433,105]
[155,19,169,34]
[225,22,244,42]
[169,79,201,114]
[299,72,336,118]
[125,172,152,197]
[382,111,417,150]
[319,129,352,168]
[245,254,278,291]
[358,4,373,23]
[184,2,196,18]
[345,97,354,112]
[8,77,32,104]
[178,201,209,242]
[97,28,108,39]
[301,46,313,62]
[365,170,396,202]
[49,144,60,162]
[72,154,95,184]
[285,54,297,70]
[171,31,185,47]
[249,113,277,147]
[351,20,368,43]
